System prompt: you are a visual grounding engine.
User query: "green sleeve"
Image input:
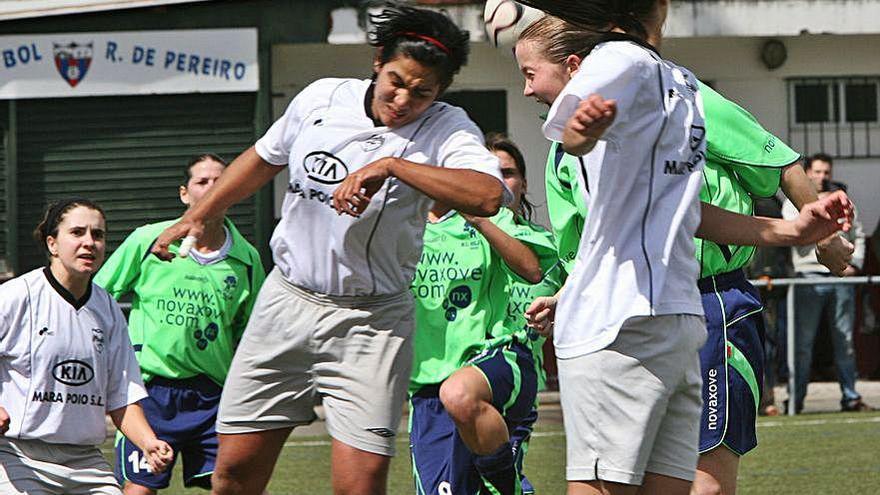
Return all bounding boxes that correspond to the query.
[94,227,151,299]
[490,208,559,283]
[544,142,587,276]
[700,82,800,198]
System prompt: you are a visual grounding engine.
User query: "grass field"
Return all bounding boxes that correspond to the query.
[103,412,880,494]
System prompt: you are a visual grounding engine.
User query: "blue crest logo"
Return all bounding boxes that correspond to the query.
[53,42,93,87]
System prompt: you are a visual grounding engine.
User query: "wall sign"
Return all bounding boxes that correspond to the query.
[0,28,258,98]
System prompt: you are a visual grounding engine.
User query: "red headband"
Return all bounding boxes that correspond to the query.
[398,31,450,55]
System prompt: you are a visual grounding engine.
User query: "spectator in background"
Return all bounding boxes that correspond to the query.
[782,153,871,413]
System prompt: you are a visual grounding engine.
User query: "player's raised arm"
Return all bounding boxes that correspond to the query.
[697,191,853,247]
[151,146,282,260]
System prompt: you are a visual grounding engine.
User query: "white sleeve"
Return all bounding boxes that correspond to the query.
[434,108,510,202]
[543,44,649,146]
[254,79,336,166]
[105,298,147,412]
[0,279,25,357]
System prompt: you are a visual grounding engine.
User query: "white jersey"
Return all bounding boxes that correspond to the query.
[0,268,147,445]
[256,78,505,296]
[544,38,706,359]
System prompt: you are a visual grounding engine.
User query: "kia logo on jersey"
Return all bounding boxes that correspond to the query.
[303,151,349,184]
[52,360,95,386]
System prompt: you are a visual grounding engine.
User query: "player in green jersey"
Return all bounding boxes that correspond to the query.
[513,14,855,495]
[409,153,556,495]
[95,154,265,494]
[488,134,564,495]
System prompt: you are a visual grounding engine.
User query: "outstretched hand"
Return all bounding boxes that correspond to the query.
[332,158,393,217]
[793,190,853,245]
[525,295,559,337]
[150,219,205,261]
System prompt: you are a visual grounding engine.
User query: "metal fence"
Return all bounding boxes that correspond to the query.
[750,275,880,415]
[117,276,879,416]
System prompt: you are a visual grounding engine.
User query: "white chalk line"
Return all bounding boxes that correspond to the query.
[100,415,880,453]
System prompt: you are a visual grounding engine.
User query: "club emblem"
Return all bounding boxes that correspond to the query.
[92,328,104,352]
[53,42,93,88]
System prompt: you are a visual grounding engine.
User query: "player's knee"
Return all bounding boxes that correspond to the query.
[122,482,157,495]
[211,464,252,495]
[690,474,724,495]
[439,378,481,422]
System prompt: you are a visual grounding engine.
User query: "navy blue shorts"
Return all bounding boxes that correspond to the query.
[115,375,221,489]
[698,270,765,456]
[410,341,537,494]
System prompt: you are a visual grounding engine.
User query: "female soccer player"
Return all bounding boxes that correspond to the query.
[513,11,855,495]
[95,154,265,495]
[150,4,507,494]
[409,134,558,495]
[0,198,172,495]
[488,134,564,495]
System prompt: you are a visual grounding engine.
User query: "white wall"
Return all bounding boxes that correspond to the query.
[269,35,880,234]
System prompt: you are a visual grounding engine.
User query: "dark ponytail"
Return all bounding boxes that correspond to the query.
[517,0,658,40]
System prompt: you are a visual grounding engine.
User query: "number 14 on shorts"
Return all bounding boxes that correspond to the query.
[128,449,153,474]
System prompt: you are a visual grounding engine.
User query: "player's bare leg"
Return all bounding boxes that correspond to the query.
[568,480,637,495]
[123,482,156,495]
[692,447,740,495]
[330,440,390,495]
[566,472,692,495]
[439,366,508,454]
[211,429,291,495]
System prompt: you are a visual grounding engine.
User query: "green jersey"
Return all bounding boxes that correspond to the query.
[544,141,587,277]
[696,82,801,277]
[504,220,563,391]
[410,208,557,391]
[95,218,266,386]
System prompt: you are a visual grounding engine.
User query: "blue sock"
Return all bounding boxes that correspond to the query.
[474,441,519,495]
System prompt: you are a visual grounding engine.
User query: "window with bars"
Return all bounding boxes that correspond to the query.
[787,76,880,158]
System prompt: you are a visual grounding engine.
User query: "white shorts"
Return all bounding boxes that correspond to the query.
[558,314,706,485]
[218,268,415,457]
[0,437,121,495]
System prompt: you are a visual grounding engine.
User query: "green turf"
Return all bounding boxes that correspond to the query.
[103,412,880,494]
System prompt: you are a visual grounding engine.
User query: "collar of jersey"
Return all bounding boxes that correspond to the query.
[184,218,254,265]
[42,266,92,310]
[430,209,460,224]
[363,80,384,128]
[595,32,661,58]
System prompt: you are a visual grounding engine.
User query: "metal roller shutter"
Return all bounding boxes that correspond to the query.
[16,92,258,272]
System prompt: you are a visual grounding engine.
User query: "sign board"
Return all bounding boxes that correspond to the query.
[0,28,258,98]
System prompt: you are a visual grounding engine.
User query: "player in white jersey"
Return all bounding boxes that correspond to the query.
[515,0,829,493]
[0,198,172,495]
[149,4,507,494]
[512,10,853,495]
